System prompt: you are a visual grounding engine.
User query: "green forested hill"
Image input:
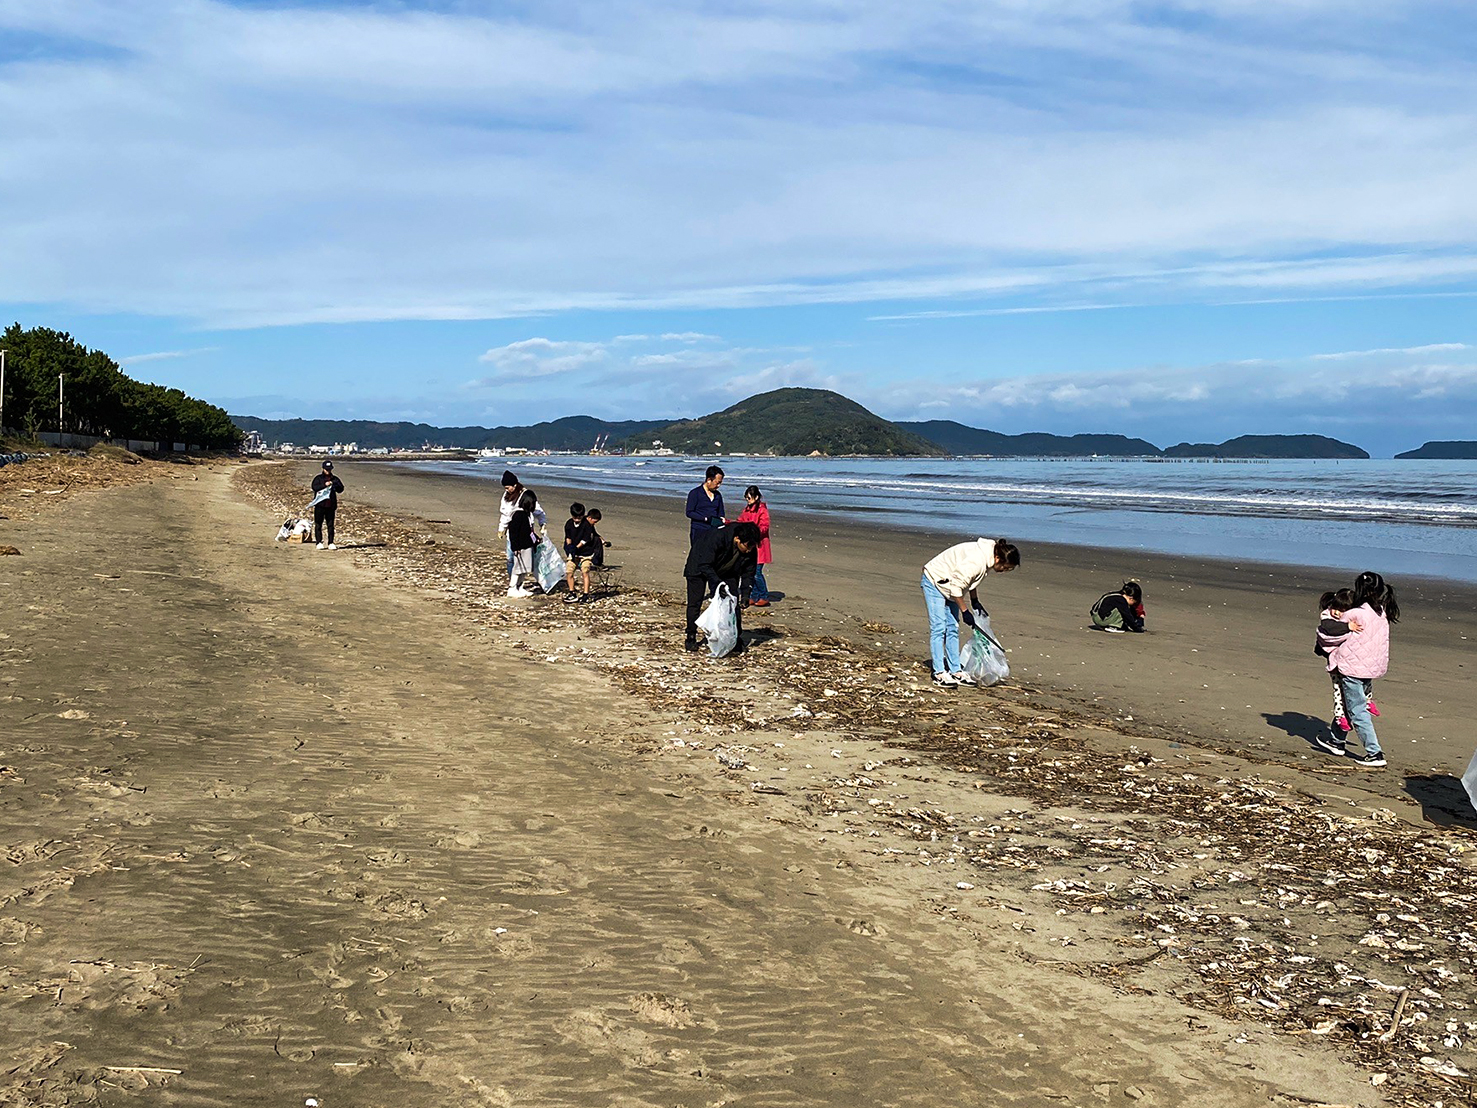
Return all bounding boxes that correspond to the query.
[1163,434,1368,459]
[897,420,1161,456]
[622,388,946,456]
[1394,440,1477,459]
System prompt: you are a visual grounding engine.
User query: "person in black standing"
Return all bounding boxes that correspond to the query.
[685,465,726,545]
[683,521,760,653]
[311,460,344,550]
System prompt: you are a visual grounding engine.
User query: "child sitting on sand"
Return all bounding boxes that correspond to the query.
[1090,581,1145,633]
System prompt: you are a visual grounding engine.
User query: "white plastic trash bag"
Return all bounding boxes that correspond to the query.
[1462,748,1477,813]
[695,584,740,657]
[960,617,1010,686]
[535,541,565,594]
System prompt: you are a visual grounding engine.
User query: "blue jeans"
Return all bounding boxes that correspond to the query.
[505,535,514,578]
[921,574,963,675]
[1338,673,1382,756]
[752,565,770,600]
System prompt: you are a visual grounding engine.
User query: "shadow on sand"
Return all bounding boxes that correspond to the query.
[1405,774,1477,828]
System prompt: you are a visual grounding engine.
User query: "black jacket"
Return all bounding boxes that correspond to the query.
[508,508,537,552]
[311,472,344,508]
[564,517,597,556]
[1093,592,1145,632]
[684,523,756,593]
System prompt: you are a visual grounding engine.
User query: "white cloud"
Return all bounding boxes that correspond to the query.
[872,341,1477,453]
[1,2,1475,325]
[118,346,217,364]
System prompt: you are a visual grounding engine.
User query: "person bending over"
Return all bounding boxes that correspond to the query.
[1090,581,1145,633]
[920,537,1020,687]
[683,521,760,653]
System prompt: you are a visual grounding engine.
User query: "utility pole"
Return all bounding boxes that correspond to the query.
[58,373,64,434]
[0,349,6,434]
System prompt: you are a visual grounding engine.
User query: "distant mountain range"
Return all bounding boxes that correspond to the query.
[234,388,1380,458]
[1394,440,1477,459]
[230,414,670,453]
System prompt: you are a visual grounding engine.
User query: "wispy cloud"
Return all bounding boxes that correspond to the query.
[118,347,217,365]
[2,2,1476,326]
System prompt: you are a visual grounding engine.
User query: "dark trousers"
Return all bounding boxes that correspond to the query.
[313,503,336,545]
[685,576,742,641]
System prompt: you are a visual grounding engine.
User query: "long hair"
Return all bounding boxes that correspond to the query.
[517,489,537,513]
[1352,571,1399,623]
[1121,580,1142,603]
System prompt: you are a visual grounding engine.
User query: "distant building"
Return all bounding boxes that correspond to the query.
[241,430,265,455]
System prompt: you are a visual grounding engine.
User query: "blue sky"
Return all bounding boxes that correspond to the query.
[3,1,1477,455]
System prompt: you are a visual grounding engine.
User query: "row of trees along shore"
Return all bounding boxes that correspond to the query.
[1,324,240,449]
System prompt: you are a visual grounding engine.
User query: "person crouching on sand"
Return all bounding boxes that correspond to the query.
[920,537,1019,688]
[1313,571,1398,768]
[1090,581,1145,633]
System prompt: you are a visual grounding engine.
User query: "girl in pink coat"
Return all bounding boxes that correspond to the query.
[737,485,772,606]
[1313,571,1399,768]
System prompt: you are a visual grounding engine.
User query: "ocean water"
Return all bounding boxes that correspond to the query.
[409,456,1477,584]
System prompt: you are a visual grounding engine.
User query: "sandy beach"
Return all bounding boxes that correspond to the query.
[3,458,1475,1107]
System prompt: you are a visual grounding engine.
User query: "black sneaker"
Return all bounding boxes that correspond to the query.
[684,639,701,653]
[1311,733,1347,757]
[1351,751,1387,768]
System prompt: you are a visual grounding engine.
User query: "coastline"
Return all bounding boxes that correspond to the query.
[339,460,1477,786]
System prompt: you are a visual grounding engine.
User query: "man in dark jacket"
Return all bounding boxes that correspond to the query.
[685,465,726,545]
[684,521,760,652]
[310,460,344,549]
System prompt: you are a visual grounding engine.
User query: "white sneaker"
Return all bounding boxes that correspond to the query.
[933,671,960,688]
[952,671,978,686]
[327,543,336,550]
[1102,626,1125,634]
[315,542,325,550]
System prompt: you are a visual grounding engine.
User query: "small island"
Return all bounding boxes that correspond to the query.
[1395,441,1477,460]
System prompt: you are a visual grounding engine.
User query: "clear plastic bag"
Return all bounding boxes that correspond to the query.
[959,616,1010,686]
[695,584,740,657]
[535,542,566,594]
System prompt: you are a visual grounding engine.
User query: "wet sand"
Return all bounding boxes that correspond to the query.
[3,461,1474,1107]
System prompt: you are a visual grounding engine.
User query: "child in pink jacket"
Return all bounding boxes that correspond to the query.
[1313,572,1398,768]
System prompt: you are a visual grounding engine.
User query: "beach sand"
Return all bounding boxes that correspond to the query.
[346,462,1477,797]
[2,459,1474,1106]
